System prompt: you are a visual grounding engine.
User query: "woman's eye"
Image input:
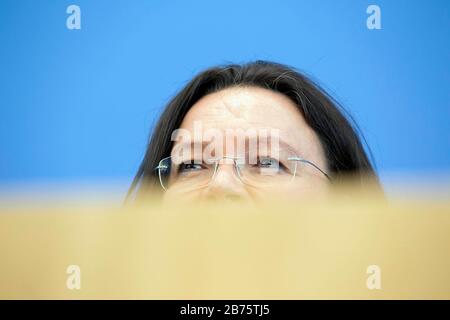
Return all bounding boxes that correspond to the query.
[258,157,279,168]
[180,163,204,172]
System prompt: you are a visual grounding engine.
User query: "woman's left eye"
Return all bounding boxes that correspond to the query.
[258,157,279,168]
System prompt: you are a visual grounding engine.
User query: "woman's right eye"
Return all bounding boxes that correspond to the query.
[179,163,204,172]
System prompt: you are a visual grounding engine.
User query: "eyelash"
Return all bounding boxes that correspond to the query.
[179,163,205,173]
[254,157,288,171]
[257,157,277,166]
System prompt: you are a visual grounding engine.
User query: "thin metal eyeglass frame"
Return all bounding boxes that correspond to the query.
[155,155,330,191]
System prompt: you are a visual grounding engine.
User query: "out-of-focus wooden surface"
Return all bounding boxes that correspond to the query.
[0,196,449,299]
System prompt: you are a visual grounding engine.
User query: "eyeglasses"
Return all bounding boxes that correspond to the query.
[155,153,330,191]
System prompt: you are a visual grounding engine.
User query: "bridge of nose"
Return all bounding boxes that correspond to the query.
[208,163,246,192]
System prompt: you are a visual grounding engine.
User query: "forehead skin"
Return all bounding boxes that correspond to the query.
[177,86,328,170]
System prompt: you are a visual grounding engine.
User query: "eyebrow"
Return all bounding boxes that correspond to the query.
[171,138,302,158]
[171,141,210,157]
[277,140,302,157]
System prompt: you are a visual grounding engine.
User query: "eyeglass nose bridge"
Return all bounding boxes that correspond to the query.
[209,156,301,187]
[208,156,245,186]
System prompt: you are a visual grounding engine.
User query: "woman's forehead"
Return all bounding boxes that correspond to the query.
[174,86,325,163]
[180,86,307,131]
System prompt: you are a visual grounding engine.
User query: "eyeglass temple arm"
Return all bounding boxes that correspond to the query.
[287,157,331,180]
[154,156,172,171]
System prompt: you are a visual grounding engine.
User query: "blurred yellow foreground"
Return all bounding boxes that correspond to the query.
[0,188,449,299]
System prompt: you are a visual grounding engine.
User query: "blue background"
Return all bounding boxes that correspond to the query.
[0,0,449,189]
